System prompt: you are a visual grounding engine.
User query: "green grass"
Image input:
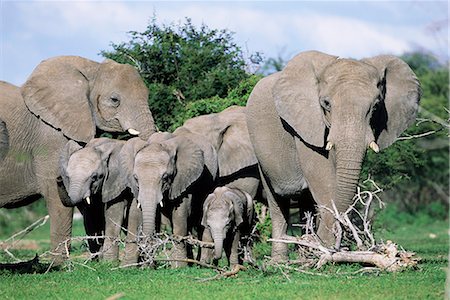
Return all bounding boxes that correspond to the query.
[0,217,448,299]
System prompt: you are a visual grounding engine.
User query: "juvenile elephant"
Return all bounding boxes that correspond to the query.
[59,138,141,265]
[246,50,421,261]
[120,134,214,267]
[0,56,156,262]
[201,186,254,267]
[173,106,260,200]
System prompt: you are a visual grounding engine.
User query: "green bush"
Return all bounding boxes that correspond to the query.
[101,18,257,131]
[170,74,262,130]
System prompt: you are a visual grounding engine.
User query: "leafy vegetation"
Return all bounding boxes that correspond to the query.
[101,18,256,131]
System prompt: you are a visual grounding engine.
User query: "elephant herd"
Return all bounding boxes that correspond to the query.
[0,51,421,268]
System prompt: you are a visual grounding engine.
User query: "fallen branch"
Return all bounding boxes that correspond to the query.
[197,264,247,282]
[268,177,419,272]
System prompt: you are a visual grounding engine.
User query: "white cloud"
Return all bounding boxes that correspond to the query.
[1,1,445,85]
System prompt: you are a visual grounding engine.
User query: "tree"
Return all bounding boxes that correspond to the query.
[101,18,254,130]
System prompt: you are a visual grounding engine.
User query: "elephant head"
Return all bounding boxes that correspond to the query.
[178,106,257,178]
[59,138,126,207]
[120,134,205,237]
[202,186,253,260]
[21,56,156,142]
[274,50,420,213]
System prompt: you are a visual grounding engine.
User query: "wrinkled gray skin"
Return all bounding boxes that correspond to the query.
[0,56,156,263]
[121,134,212,267]
[246,50,421,261]
[173,106,260,200]
[201,186,253,267]
[59,138,142,265]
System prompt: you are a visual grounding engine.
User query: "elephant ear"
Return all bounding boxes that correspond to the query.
[274,51,338,148]
[21,56,97,143]
[201,193,215,227]
[217,119,258,178]
[119,137,148,197]
[59,140,83,191]
[174,128,219,180]
[0,119,9,161]
[362,55,421,150]
[90,139,126,202]
[226,189,245,227]
[165,136,205,200]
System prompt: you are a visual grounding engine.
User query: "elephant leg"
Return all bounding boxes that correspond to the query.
[259,166,289,262]
[103,200,125,262]
[122,198,142,266]
[228,231,240,267]
[170,195,191,268]
[295,140,336,247]
[200,228,213,264]
[44,185,74,265]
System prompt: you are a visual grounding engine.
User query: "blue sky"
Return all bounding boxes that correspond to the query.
[1,1,448,85]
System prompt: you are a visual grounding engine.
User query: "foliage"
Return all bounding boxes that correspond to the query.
[170,74,262,130]
[101,18,256,131]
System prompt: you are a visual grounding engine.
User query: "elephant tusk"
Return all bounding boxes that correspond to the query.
[85,196,91,205]
[326,141,334,151]
[369,141,380,153]
[128,128,140,136]
[137,200,141,209]
[159,200,164,208]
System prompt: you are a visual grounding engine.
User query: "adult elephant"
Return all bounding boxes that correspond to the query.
[0,56,156,263]
[246,50,421,261]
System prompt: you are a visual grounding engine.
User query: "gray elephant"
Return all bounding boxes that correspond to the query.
[59,138,141,265]
[201,186,254,267]
[246,50,421,261]
[120,134,214,267]
[173,106,260,199]
[0,56,156,263]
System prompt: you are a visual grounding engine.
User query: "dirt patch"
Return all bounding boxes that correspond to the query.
[0,240,42,251]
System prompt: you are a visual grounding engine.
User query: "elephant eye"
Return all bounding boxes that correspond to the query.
[162,173,170,182]
[320,97,331,112]
[109,94,121,107]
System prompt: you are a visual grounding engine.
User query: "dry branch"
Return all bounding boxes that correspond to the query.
[268,177,419,272]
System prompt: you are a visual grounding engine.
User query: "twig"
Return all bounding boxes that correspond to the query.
[154,258,224,272]
[197,264,247,282]
[1,215,49,244]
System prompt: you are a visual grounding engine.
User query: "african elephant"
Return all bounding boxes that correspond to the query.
[0,56,156,263]
[201,186,254,267]
[173,106,260,199]
[59,138,141,265]
[246,50,421,261]
[120,134,214,267]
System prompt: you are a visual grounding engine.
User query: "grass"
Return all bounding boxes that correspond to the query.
[0,215,448,299]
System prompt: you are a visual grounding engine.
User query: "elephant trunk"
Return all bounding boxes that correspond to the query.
[211,229,224,260]
[121,106,157,141]
[67,181,88,206]
[334,141,365,213]
[139,189,162,238]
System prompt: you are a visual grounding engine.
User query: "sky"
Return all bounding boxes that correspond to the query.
[1,1,448,86]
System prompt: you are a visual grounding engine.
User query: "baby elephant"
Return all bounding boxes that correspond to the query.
[201,186,253,267]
